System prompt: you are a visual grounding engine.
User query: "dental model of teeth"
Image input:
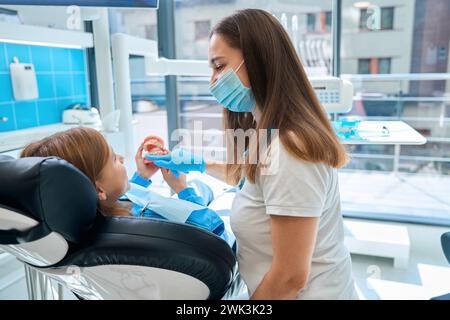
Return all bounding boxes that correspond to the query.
[142,136,168,158]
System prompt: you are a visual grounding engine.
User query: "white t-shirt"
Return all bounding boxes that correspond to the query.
[230,140,357,300]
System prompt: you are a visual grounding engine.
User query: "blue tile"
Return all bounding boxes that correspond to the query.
[0,103,16,132]
[14,101,38,129]
[51,48,71,72]
[0,43,7,72]
[54,74,73,97]
[57,98,75,113]
[30,46,53,72]
[37,100,60,125]
[36,74,55,99]
[70,49,86,72]
[72,74,87,96]
[5,43,31,65]
[0,74,13,101]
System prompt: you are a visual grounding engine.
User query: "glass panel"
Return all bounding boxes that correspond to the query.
[358,8,370,30]
[381,6,394,30]
[173,0,333,159]
[108,8,165,147]
[109,8,158,40]
[341,0,450,223]
[307,13,316,32]
[0,4,80,30]
[378,58,391,74]
[358,58,371,74]
[195,20,212,41]
[325,11,332,32]
[174,0,333,74]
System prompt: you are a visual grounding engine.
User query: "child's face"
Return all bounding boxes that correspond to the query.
[96,147,130,203]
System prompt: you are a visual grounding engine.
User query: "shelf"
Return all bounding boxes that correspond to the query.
[0,22,93,49]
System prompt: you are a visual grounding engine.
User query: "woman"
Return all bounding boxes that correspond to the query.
[147,9,357,300]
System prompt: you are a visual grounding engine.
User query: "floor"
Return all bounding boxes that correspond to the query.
[1,250,449,300]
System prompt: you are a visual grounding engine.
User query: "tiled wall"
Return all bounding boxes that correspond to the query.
[0,42,90,132]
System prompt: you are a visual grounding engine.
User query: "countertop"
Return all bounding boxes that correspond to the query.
[0,123,103,153]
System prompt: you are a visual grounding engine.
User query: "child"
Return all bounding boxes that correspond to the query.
[20,127,233,245]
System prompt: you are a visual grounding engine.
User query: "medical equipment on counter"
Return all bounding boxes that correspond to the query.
[333,117,361,140]
[63,104,102,125]
[333,117,390,141]
[10,57,38,101]
[310,77,354,113]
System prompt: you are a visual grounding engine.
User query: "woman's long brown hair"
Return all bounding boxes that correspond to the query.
[211,9,349,185]
[20,127,131,216]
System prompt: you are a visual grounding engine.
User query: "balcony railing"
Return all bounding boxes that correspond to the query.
[131,73,450,176]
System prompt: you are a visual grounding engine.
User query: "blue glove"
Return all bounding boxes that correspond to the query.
[145,148,206,175]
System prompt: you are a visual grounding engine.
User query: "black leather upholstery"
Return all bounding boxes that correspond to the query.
[442,232,450,264]
[57,215,237,299]
[0,155,98,244]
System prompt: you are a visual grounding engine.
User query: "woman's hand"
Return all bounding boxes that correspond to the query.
[145,148,206,174]
[135,142,167,180]
[161,168,187,194]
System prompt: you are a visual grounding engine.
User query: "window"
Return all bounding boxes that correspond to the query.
[359,8,371,30]
[172,0,333,162]
[380,7,394,30]
[325,11,332,32]
[307,13,316,32]
[129,0,450,226]
[360,6,395,31]
[358,58,371,74]
[438,46,448,61]
[343,0,450,225]
[109,8,158,40]
[194,20,211,41]
[378,58,391,74]
[306,11,331,33]
[358,58,391,74]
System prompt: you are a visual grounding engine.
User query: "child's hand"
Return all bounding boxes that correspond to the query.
[161,168,187,194]
[136,136,168,179]
[135,142,166,179]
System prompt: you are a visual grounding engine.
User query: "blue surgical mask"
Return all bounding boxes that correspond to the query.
[209,60,256,113]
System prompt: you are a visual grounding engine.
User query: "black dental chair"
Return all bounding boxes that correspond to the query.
[0,155,237,300]
[431,232,450,300]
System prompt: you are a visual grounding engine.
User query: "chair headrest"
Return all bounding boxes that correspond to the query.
[0,155,98,243]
